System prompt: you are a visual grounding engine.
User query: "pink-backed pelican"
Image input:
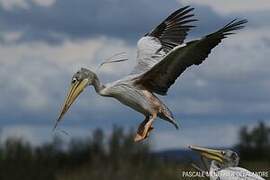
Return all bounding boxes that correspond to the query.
[189,145,265,180]
[55,6,247,142]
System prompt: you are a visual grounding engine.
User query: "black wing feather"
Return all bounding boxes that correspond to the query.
[148,6,197,53]
[135,19,248,95]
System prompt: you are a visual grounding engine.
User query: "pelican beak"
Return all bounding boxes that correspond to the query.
[189,145,224,163]
[54,79,89,130]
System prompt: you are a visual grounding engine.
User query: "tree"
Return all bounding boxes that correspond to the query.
[237,121,270,161]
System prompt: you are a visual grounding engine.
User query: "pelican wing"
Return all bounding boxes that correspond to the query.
[131,6,196,75]
[134,19,247,95]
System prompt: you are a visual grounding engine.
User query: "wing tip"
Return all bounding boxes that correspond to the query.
[168,5,195,20]
[224,18,248,30]
[218,18,248,37]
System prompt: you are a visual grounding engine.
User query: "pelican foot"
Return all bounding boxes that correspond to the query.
[134,121,154,142]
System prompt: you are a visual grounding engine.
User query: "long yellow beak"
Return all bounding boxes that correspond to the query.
[54,79,89,130]
[189,145,224,163]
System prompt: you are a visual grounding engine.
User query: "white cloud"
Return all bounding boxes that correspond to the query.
[1,120,264,150]
[153,124,239,150]
[1,31,23,43]
[181,0,270,14]
[0,37,135,113]
[0,124,92,146]
[0,123,244,150]
[0,36,134,73]
[152,120,269,150]
[0,0,56,10]
[0,0,29,10]
[0,125,46,145]
[1,27,270,120]
[0,23,269,146]
[32,0,55,7]
[165,27,270,116]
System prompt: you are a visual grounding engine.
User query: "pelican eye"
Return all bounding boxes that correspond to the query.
[71,78,77,84]
[231,152,237,160]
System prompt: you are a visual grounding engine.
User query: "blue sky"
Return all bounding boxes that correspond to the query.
[0,0,270,150]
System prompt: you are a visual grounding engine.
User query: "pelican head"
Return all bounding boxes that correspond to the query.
[55,68,96,128]
[189,145,239,168]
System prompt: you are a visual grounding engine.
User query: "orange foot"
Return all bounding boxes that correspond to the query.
[134,120,154,142]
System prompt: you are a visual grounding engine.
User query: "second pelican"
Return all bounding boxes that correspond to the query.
[189,145,265,180]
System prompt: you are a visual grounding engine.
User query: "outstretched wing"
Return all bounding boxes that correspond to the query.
[131,6,197,75]
[134,19,248,95]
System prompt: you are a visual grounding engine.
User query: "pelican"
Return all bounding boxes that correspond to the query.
[189,145,265,180]
[55,6,247,142]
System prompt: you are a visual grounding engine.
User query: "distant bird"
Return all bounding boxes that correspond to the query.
[189,145,265,180]
[55,6,247,142]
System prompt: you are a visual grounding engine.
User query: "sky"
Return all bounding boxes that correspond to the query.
[0,0,270,150]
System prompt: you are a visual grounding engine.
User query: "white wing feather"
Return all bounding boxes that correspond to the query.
[131,36,165,75]
[130,6,196,76]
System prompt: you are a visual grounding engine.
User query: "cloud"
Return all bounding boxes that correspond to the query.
[153,124,239,150]
[0,0,269,45]
[2,120,268,150]
[0,124,92,146]
[0,36,136,125]
[182,0,270,14]
[0,0,56,10]
[0,0,237,44]
[0,122,241,149]
[162,27,270,120]
[0,14,270,127]
[0,0,29,10]
[0,31,23,43]
[0,0,270,150]
[0,0,182,44]
[152,120,270,150]
[32,0,55,7]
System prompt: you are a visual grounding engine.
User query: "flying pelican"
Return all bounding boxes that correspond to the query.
[189,145,265,180]
[55,6,247,142]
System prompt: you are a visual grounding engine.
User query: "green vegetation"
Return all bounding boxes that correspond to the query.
[237,122,270,176]
[238,122,270,160]
[0,123,269,180]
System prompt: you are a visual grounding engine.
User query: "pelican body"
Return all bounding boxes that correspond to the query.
[56,68,177,141]
[189,146,265,180]
[55,6,247,142]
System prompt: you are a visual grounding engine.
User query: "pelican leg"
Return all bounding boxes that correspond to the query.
[134,115,156,142]
[134,117,149,142]
[146,126,154,138]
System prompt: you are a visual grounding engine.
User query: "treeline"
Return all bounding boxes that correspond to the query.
[236,122,270,174]
[0,123,269,180]
[238,122,270,161]
[0,126,181,180]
